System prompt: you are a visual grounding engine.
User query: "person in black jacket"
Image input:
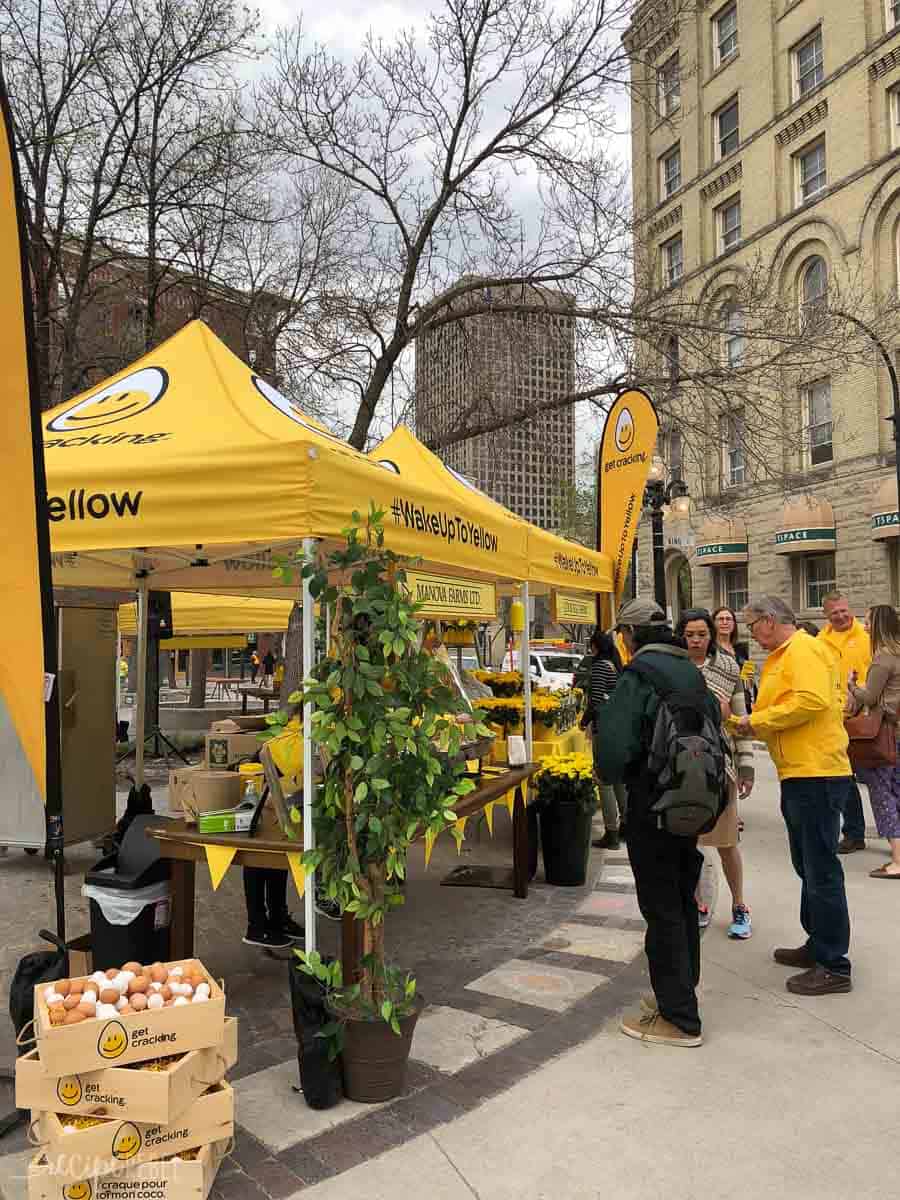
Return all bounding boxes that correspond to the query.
[595,597,722,1048]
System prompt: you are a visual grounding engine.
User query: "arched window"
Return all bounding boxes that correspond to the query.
[801,256,827,322]
[722,303,744,367]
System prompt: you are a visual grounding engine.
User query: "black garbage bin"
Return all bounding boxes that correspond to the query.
[539,798,593,886]
[84,814,173,969]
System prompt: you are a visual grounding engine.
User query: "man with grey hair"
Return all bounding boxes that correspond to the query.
[736,595,854,996]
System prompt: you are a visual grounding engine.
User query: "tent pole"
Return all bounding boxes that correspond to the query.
[134,579,149,788]
[302,539,317,953]
[521,583,533,762]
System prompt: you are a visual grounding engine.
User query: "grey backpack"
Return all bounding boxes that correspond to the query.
[629,658,731,836]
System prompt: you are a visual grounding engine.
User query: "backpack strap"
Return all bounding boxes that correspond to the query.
[628,656,706,702]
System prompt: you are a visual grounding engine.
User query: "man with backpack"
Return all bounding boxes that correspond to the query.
[595,598,727,1047]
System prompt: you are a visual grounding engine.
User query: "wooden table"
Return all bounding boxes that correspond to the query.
[208,676,244,701]
[146,763,539,981]
[239,686,278,713]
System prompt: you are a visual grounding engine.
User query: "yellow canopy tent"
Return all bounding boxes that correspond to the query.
[370,426,613,596]
[118,591,294,636]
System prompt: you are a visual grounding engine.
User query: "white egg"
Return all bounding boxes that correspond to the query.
[115,995,129,1011]
[82,990,97,1005]
[149,981,163,992]
[194,983,210,999]
[44,989,63,1005]
[169,967,184,978]
[173,996,189,1007]
[96,1003,119,1019]
[111,973,129,994]
[192,994,208,1004]
[119,971,136,986]
[147,994,164,1010]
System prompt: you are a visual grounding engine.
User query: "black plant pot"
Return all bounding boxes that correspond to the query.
[334,996,424,1103]
[540,798,592,886]
[288,960,344,1110]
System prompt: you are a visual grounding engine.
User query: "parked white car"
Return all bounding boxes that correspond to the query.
[527,651,582,692]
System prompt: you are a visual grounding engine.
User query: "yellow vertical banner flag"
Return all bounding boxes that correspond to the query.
[205,845,237,891]
[0,71,60,812]
[595,389,660,609]
[286,852,306,899]
[424,829,437,868]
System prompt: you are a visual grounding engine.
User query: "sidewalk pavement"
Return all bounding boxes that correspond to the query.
[4,754,899,1199]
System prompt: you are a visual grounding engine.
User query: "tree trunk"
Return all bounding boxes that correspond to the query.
[280,602,303,707]
[189,650,208,708]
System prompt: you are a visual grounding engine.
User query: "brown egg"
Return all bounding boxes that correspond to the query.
[160,986,172,1002]
[150,964,168,984]
[130,993,148,1012]
[128,977,148,996]
[122,961,143,975]
[106,968,119,980]
[56,979,71,997]
[49,1005,66,1026]
[189,974,205,991]
[100,988,120,1005]
[63,995,81,1011]
[77,1001,96,1018]
[118,1005,133,1016]
[69,979,85,995]
[64,1009,87,1024]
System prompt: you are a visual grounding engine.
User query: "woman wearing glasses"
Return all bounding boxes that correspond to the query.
[676,608,755,939]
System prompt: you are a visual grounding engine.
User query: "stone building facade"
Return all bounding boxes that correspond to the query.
[626,0,900,625]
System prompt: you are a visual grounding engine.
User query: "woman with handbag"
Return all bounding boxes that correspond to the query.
[847,605,900,879]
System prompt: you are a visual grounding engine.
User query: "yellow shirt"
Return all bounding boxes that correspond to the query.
[752,630,851,781]
[819,619,871,691]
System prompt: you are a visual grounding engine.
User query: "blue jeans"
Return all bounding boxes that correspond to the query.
[780,778,852,976]
[840,779,866,841]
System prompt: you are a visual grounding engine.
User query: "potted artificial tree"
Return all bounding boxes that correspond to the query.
[283,507,488,1102]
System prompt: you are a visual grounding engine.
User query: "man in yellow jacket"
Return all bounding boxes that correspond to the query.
[820,590,872,854]
[736,595,853,997]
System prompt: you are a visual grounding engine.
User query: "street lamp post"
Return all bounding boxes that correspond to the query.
[644,456,690,612]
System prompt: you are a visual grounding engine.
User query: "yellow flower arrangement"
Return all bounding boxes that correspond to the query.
[472,670,523,697]
[535,751,597,811]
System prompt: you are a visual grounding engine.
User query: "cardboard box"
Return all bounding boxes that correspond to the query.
[34,961,226,1078]
[17,1018,237,1125]
[204,732,261,768]
[196,801,257,835]
[27,1133,229,1200]
[169,768,241,823]
[32,1082,234,1185]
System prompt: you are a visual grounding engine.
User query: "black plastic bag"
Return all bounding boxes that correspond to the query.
[288,959,343,1110]
[114,783,153,846]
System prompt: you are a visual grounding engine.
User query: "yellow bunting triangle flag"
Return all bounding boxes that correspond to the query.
[484,801,496,836]
[205,845,237,891]
[286,852,306,899]
[452,816,468,854]
[424,828,437,868]
[505,789,516,818]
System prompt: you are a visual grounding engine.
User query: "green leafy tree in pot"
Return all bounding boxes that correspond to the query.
[281,506,490,1031]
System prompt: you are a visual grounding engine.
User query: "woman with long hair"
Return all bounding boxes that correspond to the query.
[676,608,754,938]
[582,630,627,849]
[713,605,756,706]
[848,605,900,878]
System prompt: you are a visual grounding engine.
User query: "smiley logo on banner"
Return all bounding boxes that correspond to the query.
[62,1184,92,1200]
[614,407,635,454]
[252,375,347,444]
[97,1020,128,1060]
[46,368,168,432]
[56,1075,83,1107]
[111,1122,142,1161]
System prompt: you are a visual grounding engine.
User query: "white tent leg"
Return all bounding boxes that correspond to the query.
[302,539,317,953]
[521,583,533,762]
[134,580,149,787]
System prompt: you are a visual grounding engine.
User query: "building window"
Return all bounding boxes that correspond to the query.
[659,54,681,117]
[891,87,900,148]
[805,553,836,609]
[722,565,749,613]
[715,3,739,66]
[717,195,741,253]
[716,97,740,160]
[796,138,827,203]
[889,0,900,31]
[662,234,684,286]
[661,144,681,199]
[794,29,824,99]
[722,411,746,487]
[803,377,833,465]
[800,255,828,323]
[723,304,745,367]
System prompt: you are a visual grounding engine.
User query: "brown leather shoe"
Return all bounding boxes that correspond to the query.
[786,966,852,996]
[837,837,866,854]
[773,944,816,968]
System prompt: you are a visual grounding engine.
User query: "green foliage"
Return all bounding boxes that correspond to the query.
[280,505,490,1028]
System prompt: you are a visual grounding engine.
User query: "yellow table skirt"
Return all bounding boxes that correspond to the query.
[490,725,588,764]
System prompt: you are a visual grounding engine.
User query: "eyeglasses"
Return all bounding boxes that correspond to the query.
[746,615,771,632]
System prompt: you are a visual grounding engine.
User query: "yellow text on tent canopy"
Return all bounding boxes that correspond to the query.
[404,571,497,620]
[596,389,659,601]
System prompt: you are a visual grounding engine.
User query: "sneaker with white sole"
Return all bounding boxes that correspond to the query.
[697,903,711,930]
[620,1011,702,1047]
[728,904,752,940]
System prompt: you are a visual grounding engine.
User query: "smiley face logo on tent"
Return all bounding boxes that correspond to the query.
[251,375,346,445]
[614,407,635,454]
[111,1122,142,1162]
[46,367,168,433]
[56,1076,83,1107]
[62,1183,92,1200]
[97,1020,128,1060]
